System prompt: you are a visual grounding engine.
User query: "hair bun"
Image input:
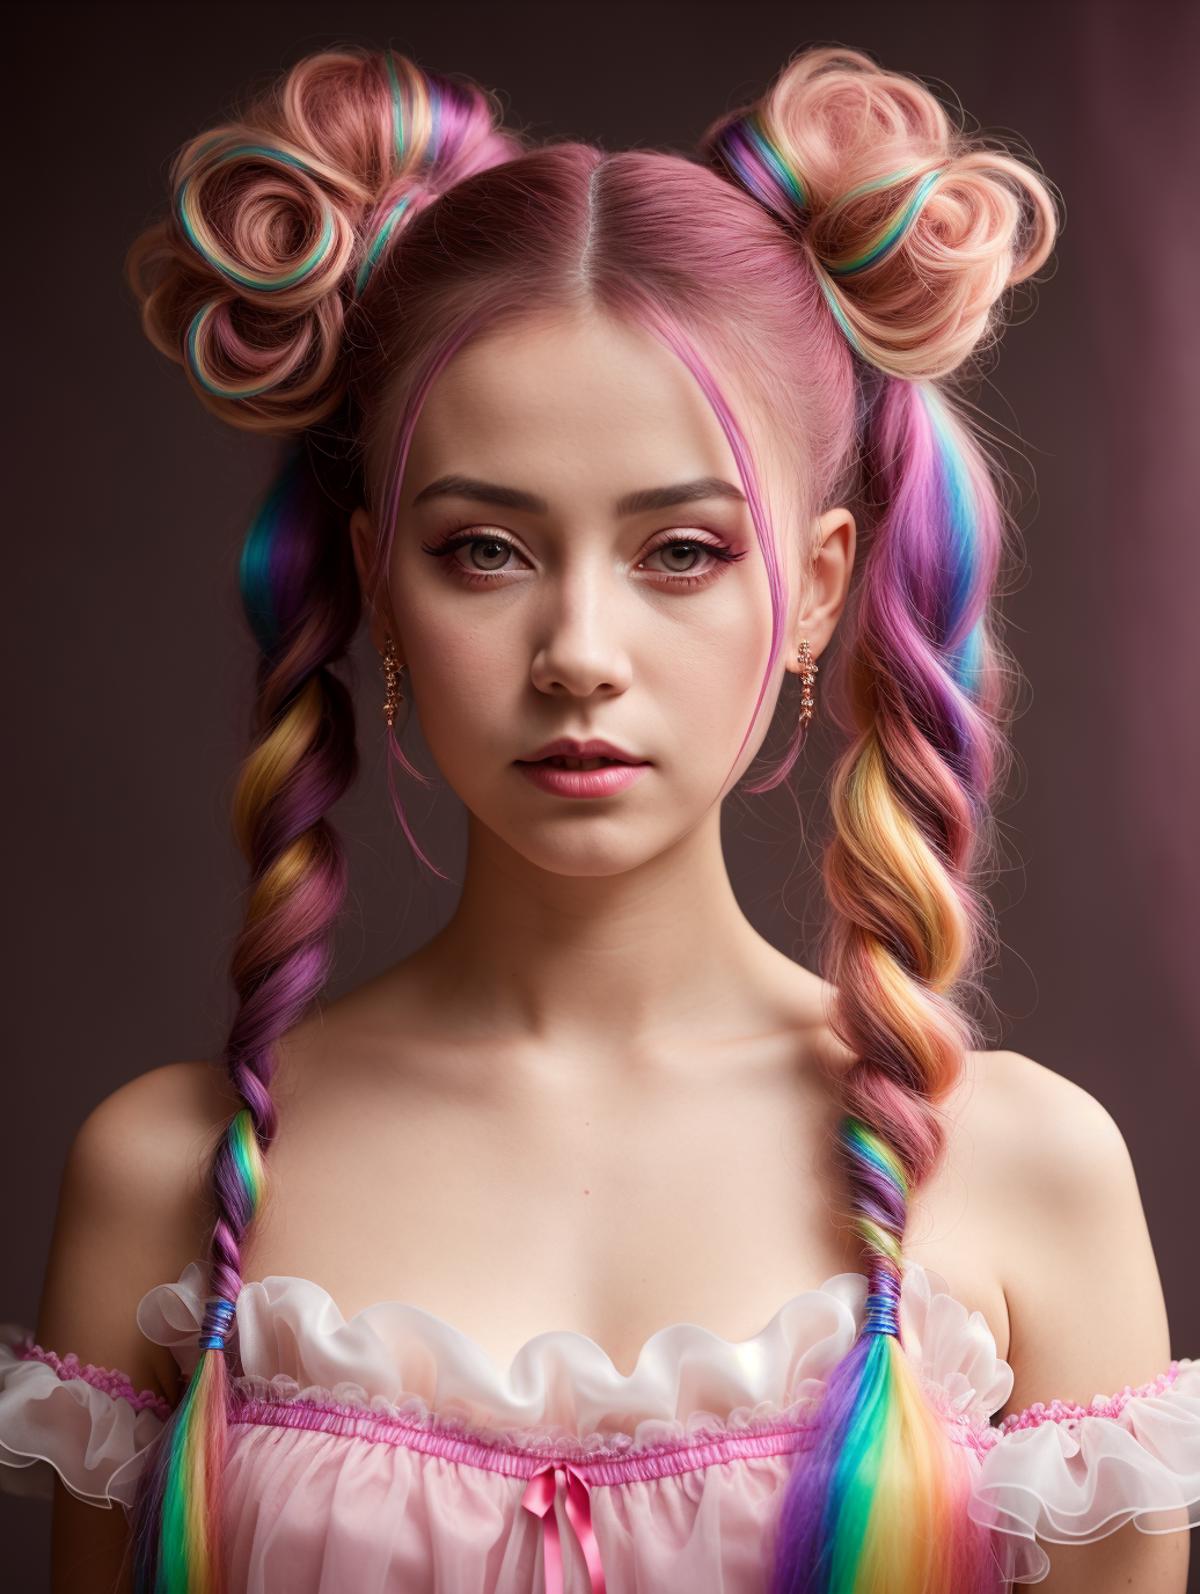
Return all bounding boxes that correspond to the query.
[126,48,520,434]
[701,46,1059,379]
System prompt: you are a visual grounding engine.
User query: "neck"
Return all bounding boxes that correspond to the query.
[402,806,820,1078]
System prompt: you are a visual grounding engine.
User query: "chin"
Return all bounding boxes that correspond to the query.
[483,815,682,880]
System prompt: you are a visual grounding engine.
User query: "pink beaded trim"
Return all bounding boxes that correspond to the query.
[15,1338,173,1422]
[989,1360,1182,1438]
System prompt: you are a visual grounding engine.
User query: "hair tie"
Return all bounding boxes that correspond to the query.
[863,1276,902,1338]
[198,1297,238,1351]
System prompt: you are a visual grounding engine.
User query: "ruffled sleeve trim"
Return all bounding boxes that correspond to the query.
[970,1356,1200,1584]
[0,1324,171,1509]
[15,1337,174,1419]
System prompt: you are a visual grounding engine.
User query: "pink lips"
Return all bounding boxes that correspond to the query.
[515,760,650,799]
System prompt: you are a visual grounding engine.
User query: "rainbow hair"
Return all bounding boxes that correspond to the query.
[130,1112,263,1591]
[762,370,1020,1594]
[125,43,1057,1594]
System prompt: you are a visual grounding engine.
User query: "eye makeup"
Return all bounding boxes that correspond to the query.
[419,527,749,591]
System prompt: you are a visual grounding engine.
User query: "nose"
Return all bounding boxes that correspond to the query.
[528,565,633,697]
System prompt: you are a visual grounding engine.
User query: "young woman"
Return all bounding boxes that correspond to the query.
[2,40,1197,1594]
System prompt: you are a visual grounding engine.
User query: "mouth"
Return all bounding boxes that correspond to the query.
[518,755,644,771]
[513,755,651,799]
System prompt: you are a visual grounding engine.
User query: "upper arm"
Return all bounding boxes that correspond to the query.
[36,1060,235,1594]
[989,1050,1189,1593]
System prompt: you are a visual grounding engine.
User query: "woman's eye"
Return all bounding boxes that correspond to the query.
[455,534,519,575]
[640,539,733,581]
[420,532,526,582]
[420,530,746,589]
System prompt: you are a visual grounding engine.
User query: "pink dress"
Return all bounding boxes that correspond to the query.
[2,1259,1199,1591]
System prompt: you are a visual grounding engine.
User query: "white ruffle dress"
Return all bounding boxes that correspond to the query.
[2,1259,1198,1591]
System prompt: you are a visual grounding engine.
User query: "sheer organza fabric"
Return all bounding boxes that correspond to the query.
[2,1259,1198,1591]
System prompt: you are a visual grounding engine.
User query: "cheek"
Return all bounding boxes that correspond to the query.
[395,602,522,777]
[639,612,778,773]
[666,581,777,712]
[409,631,507,736]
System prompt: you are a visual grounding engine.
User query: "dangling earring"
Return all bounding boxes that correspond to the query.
[382,631,405,731]
[797,639,818,730]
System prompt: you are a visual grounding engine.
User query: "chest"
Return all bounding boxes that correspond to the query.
[236,1050,1011,1376]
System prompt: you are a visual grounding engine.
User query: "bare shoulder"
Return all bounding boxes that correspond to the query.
[962,1049,1172,1418]
[948,1046,1133,1203]
[56,1060,237,1204]
[963,1047,1128,1168]
[37,1060,238,1401]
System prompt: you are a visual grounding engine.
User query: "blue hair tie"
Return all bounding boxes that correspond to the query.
[863,1276,902,1338]
[199,1296,238,1351]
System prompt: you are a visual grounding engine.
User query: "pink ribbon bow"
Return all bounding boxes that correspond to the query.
[521,1460,608,1594]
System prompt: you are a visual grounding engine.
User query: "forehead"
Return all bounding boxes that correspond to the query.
[403,309,742,502]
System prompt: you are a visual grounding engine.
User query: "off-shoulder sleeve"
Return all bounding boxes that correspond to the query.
[0,1323,173,1510]
[969,1356,1200,1584]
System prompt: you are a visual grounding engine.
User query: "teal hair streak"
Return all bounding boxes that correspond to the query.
[159,1382,200,1588]
[813,275,868,361]
[729,117,873,365]
[228,1109,266,1208]
[184,302,281,400]
[237,450,306,655]
[844,1116,909,1194]
[825,1337,893,1590]
[176,144,335,293]
[809,166,945,368]
[803,1116,906,1590]
[354,196,411,296]
[825,166,945,277]
[385,52,406,160]
[920,385,985,697]
[357,55,444,298]
[746,114,810,210]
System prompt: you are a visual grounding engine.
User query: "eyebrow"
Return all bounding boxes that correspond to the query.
[409,473,747,516]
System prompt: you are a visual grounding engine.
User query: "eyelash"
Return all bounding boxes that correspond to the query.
[419,528,748,589]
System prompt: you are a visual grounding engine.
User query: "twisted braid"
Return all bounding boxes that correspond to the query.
[766,376,1018,1591]
[129,444,360,1591]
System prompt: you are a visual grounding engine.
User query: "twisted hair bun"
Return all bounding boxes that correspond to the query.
[701,46,1059,378]
[126,48,521,433]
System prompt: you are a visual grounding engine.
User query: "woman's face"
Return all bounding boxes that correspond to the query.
[352,308,838,879]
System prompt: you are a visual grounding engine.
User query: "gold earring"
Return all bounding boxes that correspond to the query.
[382,632,405,730]
[797,639,818,729]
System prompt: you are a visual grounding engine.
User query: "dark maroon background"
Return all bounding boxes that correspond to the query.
[5,2,1198,1587]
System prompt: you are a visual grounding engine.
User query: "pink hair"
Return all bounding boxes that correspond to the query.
[125,43,1057,1593]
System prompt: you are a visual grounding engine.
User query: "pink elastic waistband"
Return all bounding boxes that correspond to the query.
[229,1392,817,1484]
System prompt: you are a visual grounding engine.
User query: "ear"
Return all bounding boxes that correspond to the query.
[786,505,856,672]
[349,505,402,661]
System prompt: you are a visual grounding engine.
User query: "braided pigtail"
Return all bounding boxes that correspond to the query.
[128,440,358,1593]
[123,47,520,1593]
[702,48,1058,1593]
